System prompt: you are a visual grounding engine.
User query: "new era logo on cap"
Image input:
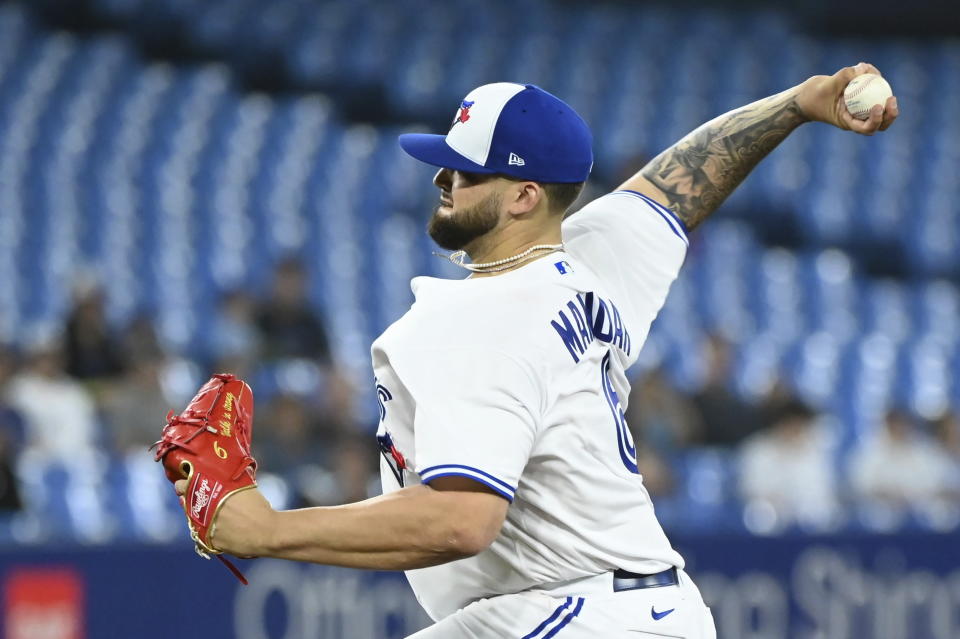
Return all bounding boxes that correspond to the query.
[398,82,593,184]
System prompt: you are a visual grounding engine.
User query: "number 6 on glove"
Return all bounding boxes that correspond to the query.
[152,373,258,584]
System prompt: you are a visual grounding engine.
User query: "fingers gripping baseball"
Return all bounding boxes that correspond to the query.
[838,63,898,134]
[798,62,899,135]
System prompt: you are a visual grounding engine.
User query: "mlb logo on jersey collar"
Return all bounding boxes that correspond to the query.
[555,260,573,275]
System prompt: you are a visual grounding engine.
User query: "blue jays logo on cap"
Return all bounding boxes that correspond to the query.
[399,83,593,184]
[455,100,474,125]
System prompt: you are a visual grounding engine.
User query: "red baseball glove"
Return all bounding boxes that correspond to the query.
[153,373,257,583]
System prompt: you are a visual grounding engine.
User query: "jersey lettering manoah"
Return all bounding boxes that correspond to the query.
[372,190,689,621]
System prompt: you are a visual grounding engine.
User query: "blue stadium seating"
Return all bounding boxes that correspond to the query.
[0,1,956,538]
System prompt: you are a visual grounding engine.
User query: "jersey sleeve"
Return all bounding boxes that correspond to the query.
[562,190,688,355]
[395,347,540,502]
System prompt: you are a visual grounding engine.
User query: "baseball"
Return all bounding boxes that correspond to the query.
[843,73,893,120]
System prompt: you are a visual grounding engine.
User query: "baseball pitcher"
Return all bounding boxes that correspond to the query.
[168,63,897,637]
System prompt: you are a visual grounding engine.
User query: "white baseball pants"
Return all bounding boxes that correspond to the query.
[407,569,716,638]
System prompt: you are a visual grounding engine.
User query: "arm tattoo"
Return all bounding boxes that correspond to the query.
[640,90,806,230]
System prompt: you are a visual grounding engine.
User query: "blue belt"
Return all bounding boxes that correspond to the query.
[612,567,679,592]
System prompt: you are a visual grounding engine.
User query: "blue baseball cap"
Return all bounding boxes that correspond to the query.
[399,83,593,184]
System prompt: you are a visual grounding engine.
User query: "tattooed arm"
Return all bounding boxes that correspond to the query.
[620,63,899,231]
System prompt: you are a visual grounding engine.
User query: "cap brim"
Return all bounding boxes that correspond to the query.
[398,133,497,174]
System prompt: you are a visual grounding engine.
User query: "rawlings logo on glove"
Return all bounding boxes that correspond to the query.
[191,477,219,523]
[152,373,257,584]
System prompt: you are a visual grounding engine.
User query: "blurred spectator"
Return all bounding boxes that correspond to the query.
[64,282,125,380]
[122,315,164,364]
[98,316,177,452]
[211,289,262,372]
[256,257,331,364]
[6,337,99,463]
[933,412,960,509]
[626,368,703,496]
[0,348,24,510]
[256,392,337,471]
[254,258,356,433]
[691,335,764,446]
[256,392,353,507]
[738,398,839,531]
[101,357,175,453]
[849,409,959,513]
[332,433,379,504]
[933,412,960,461]
[633,448,675,498]
[628,368,703,455]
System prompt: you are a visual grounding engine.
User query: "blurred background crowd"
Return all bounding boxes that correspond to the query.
[0,0,957,550]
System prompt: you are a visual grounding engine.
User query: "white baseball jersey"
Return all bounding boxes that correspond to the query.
[372,189,689,622]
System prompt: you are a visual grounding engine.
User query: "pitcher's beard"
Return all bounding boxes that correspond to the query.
[427,193,501,251]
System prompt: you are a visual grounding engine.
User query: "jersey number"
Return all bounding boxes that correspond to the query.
[600,352,639,474]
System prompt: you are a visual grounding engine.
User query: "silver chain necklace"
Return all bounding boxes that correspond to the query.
[435,243,565,273]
